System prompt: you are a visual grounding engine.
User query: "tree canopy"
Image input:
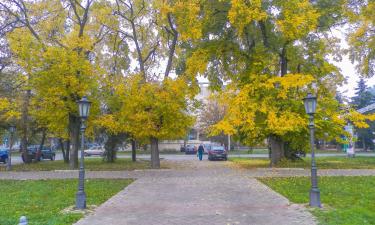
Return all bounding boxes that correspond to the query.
[0,0,374,167]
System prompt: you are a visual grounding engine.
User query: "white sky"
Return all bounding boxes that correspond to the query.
[332,28,375,98]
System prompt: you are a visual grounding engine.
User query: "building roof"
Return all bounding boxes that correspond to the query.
[358,103,375,114]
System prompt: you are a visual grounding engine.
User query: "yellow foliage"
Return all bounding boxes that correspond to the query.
[347,1,375,77]
[275,0,319,40]
[0,98,21,122]
[228,0,267,35]
[96,74,195,141]
[346,110,375,129]
[157,0,203,41]
[209,71,347,147]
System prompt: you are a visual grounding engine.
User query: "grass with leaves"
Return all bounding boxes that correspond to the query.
[0,179,132,225]
[229,156,375,169]
[259,176,375,225]
[0,158,168,171]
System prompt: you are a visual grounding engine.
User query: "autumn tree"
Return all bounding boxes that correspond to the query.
[176,0,365,165]
[198,97,228,145]
[347,0,375,77]
[93,0,199,167]
[4,0,106,168]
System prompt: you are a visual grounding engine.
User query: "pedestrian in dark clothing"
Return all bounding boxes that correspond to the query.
[197,144,204,161]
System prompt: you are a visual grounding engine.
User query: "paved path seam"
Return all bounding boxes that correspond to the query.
[1,168,375,180]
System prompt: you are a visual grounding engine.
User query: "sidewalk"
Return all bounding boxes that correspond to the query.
[73,161,316,225]
[1,167,375,180]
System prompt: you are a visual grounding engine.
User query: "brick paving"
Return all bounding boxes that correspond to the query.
[73,160,316,225]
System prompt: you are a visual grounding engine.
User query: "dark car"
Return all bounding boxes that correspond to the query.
[40,146,55,161]
[208,145,227,161]
[22,145,55,162]
[180,145,186,152]
[22,145,40,162]
[0,148,8,164]
[293,150,306,158]
[185,145,196,155]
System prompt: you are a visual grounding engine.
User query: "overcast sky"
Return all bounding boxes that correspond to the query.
[332,28,375,98]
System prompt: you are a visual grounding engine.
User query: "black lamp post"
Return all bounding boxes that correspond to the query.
[303,93,321,207]
[6,125,16,171]
[76,96,91,209]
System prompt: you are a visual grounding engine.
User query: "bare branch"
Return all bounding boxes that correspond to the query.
[143,43,159,64]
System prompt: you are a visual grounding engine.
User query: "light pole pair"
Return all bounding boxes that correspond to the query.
[303,93,321,207]
[76,96,91,209]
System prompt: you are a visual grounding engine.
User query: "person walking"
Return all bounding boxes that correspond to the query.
[197,144,204,161]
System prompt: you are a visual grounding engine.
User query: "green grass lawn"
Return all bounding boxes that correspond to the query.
[117,150,184,155]
[259,176,375,225]
[229,156,375,169]
[228,148,268,154]
[0,158,166,171]
[0,179,132,225]
[228,148,348,155]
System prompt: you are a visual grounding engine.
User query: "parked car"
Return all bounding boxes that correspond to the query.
[180,145,186,152]
[85,143,101,149]
[0,148,8,164]
[84,146,105,156]
[185,145,196,155]
[203,144,212,154]
[208,145,227,161]
[293,150,306,158]
[39,146,55,161]
[21,145,55,162]
[22,145,41,162]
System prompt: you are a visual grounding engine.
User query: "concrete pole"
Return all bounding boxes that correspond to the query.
[228,134,231,151]
[309,114,321,207]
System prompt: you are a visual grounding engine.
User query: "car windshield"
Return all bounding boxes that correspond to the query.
[212,146,225,150]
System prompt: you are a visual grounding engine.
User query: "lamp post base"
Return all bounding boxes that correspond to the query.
[309,188,321,207]
[76,191,86,209]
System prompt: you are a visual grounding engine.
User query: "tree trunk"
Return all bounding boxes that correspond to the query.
[150,137,160,169]
[59,138,70,163]
[39,129,46,150]
[37,129,47,161]
[280,45,288,77]
[104,134,118,163]
[269,135,285,166]
[131,139,136,162]
[21,89,31,163]
[69,114,80,169]
[362,137,366,151]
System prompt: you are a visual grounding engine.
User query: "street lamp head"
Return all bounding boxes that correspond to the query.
[9,125,16,133]
[77,96,91,119]
[303,93,317,115]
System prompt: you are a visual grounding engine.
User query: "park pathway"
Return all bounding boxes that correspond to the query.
[74,160,316,225]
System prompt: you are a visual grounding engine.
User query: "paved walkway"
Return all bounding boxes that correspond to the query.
[73,161,315,225]
[3,160,375,224]
[2,167,375,180]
